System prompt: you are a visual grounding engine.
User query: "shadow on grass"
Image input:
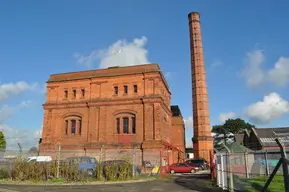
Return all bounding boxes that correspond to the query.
[173,174,223,192]
[251,182,265,191]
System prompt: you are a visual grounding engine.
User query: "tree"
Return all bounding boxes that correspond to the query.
[212,118,256,134]
[214,132,236,150]
[28,146,38,154]
[0,131,6,151]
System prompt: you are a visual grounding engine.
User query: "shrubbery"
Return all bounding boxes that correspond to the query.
[11,158,84,181]
[0,168,9,179]
[9,157,135,182]
[97,161,133,181]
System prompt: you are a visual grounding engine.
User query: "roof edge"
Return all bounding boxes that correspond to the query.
[49,63,160,77]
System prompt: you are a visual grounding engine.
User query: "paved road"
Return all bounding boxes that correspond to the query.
[0,180,193,192]
[0,172,220,192]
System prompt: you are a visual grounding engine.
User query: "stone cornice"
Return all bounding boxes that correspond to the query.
[43,103,88,109]
[47,85,59,89]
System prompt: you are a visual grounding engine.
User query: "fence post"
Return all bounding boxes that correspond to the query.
[132,147,136,177]
[220,154,225,189]
[275,138,289,192]
[244,150,249,178]
[56,143,61,178]
[100,145,104,162]
[216,154,220,187]
[264,150,269,176]
[223,144,234,192]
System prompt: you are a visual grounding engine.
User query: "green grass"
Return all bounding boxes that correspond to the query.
[243,175,285,192]
[0,175,156,185]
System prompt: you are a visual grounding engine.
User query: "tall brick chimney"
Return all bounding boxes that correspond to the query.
[188,12,213,161]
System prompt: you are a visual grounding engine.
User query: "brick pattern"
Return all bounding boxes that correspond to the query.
[188,12,213,162]
[171,116,185,152]
[39,64,185,166]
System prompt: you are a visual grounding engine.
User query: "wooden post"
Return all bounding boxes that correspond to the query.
[276,138,289,192]
[262,138,289,192]
[17,143,22,157]
[264,150,269,176]
[132,147,136,177]
[244,150,249,178]
[56,143,61,178]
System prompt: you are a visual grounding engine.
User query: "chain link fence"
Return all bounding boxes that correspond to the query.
[0,144,170,179]
[216,150,288,191]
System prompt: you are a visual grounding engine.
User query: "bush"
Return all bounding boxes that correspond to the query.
[97,159,133,181]
[11,158,84,181]
[10,155,137,182]
[0,168,9,179]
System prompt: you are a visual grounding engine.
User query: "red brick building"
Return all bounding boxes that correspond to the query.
[39,64,185,166]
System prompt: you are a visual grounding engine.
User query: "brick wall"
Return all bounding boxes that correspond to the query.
[40,64,184,166]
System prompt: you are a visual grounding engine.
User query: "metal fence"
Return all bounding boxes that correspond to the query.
[216,150,288,191]
[0,144,168,178]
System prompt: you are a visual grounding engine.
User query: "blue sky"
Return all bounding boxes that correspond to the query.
[1,0,289,149]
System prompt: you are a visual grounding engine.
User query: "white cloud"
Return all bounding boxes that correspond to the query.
[19,100,33,108]
[218,112,236,123]
[164,72,171,78]
[245,92,289,124]
[242,50,265,87]
[184,116,193,129]
[0,124,41,151]
[0,81,38,104]
[34,128,42,139]
[0,105,16,123]
[74,36,150,69]
[268,57,289,87]
[241,49,289,87]
[184,116,193,148]
[0,81,44,152]
[210,59,223,68]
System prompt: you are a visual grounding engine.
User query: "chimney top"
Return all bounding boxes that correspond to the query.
[188,12,200,22]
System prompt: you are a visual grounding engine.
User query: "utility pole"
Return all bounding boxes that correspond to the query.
[56,143,61,178]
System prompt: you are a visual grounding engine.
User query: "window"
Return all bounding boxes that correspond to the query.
[81,89,85,97]
[132,116,136,134]
[114,86,118,95]
[79,120,82,135]
[65,90,68,98]
[123,117,129,134]
[115,114,136,135]
[124,85,128,94]
[133,85,138,93]
[73,90,76,98]
[71,120,76,135]
[116,118,120,134]
[65,120,68,135]
[64,115,82,136]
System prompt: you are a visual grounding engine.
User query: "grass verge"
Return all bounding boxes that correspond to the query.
[241,175,285,192]
[0,176,157,185]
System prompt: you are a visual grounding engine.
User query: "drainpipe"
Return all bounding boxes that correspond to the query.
[141,72,146,164]
[86,101,90,143]
[142,72,146,141]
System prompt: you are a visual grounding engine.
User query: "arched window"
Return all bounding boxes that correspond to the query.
[115,113,136,134]
[63,115,82,136]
